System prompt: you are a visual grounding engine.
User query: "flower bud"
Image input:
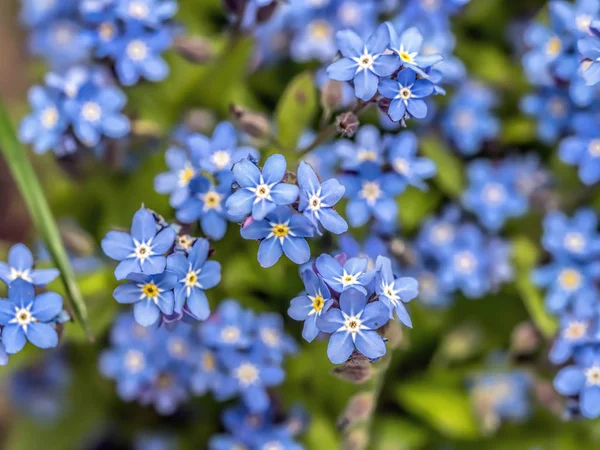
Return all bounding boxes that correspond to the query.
[342,429,368,450]
[510,321,541,355]
[321,80,344,112]
[230,104,271,140]
[173,36,214,64]
[338,393,375,431]
[183,109,217,135]
[332,353,372,384]
[336,111,360,137]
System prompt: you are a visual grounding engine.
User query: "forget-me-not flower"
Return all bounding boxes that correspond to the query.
[316,254,376,294]
[316,289,389,364]
[385,132,436,190]
[0,243,59,287]
[378,69,435,120]
[387,24,443,77]
[375,256,418,327]
[226,154,299,221]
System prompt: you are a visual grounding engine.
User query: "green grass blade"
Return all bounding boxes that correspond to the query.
[0,99,92,341]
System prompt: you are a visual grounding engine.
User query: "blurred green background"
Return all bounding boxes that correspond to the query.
[1,0,600,449]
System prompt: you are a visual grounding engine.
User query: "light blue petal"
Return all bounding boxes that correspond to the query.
[26,322,58,349]
[354,330,386,360]
[134,300,160,327]
[257,238,283,268]
[327,331,355,364]
[31,292,63,321]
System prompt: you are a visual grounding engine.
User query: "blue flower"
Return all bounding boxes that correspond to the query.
[327,23,400,101]
[218,350,285,412]
[30,19,93,69]
[166,239,221,320]
[113,271,177,327]
[0,243,59,287]
[200,300,255,350]
[462,159,528,231]
[297,161,347,235]
[288,268,334,342]
[416,205,461,257]
[19,86,68,154]
[0,279,62,354]
[387,24,443,77]
[226,154,300,221]
[316,253,376,294]
[115,0,177,27]
[554,345,600,418]
[154,146,198,208]
[340,163,404,227]
[176,172,238,241]
[542,208,600,260]
[187,121,259,174]
[316,289,389,364]
[385,131,436,190]
[579,29,600,86]
[378,69,435,121]
[101,208,176,280]
[375,256,418,327]
[0,340,8,366]
[522,21,571,85]
[241,206,314,268]
[553,0,599,37]
[104,27,172,86]
[63,82,130,147]
[254,313,297,363]
[336,125,385,170]
[521,88,573,143]
[559,129,600,185]
[190,347,221,395]
[337,233,389,272]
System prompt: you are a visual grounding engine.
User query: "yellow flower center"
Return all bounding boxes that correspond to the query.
[564,321,587,340]
[142,282,159,299]
[559,269,581,290]
[127,40,148,61]
[41,107,59,129]
[309,20,332,40]
[272,223,289,238]
[203,191,222,209]
[312,295,324,312]
[546,36,562,56]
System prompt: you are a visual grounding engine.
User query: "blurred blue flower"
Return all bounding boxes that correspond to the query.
[201,299,255,350]
[297,161,347,235]
[521,87,573,143]
[336,125,385,170]
[385,131,436,190]
[542,209,600,260]
[30,19,93,68]
[113,271,177,326]
[166,239,221,320]
[317,289,389,364]
[0,243,59,287]
[579,27,600,85]
[116,0,178,27]
[154,146,198,208]
[327,23,400,101]
[0,279,62,354]
[241,206,314,268]
[254,313,297,363]
[288,268,334,342]
[559,127,600,185]
[226,154,299,221]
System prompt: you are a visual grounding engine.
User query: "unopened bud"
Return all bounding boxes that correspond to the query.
[338,393,375,430]
[342,429,368,450]
[183,109,217,134]
[332,353,372,384]
[321,80,344,112]
[510,321,541,355]
[230,104,271,140]
[336,111,359,137]
[439,324,482,362]
[173,36,214,64]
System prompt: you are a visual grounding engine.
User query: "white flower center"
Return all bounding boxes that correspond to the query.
[431,223,454,244]
[454,251,477,274]
[8,267,32,282]
[482,183,506,205]
[260,328,280,347]
[585,366,600,385]
[211,150,232,170]
[124,349,145,373]
[127,40,148,61]
[356,52,375,70]
[81,101,102,123]
[399,87,412,100]
[221,326,241,344]
[357,148,378,162]
[202,190,222,210]
[254,183,272,200]
[564,232,585,253]
[129,1,149,19]
[133,240,154,263]
[13,307,33,328]
[235,362,260,387]
[588,139,600,157]
[168,337,188,357]
[359,181,382,205]
[307,193,322,212]
[53,24,74,45]
[336,270,362,288]
[576,15,592,32]
[341,313,365,335]
[381,281,400,305]
[393,157,410,174]
[178,164,195,187]
[558,268,581,290]
[263,442,284,450]
[41,107,59,129]
[564,321,587,340]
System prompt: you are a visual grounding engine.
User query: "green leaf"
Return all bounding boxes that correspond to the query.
[0,101,91,339]
[304,414,340,450]
[275,71,317,153]
[398,187,441,233]
[395,380,479,439]
[420,136,465,199]
[373,417,429,450]
[512,236,558,338]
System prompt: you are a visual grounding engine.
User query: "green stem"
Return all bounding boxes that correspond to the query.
[0,100,93,341]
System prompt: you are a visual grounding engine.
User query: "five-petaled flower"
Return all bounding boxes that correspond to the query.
[375,256,419,328]
[327,23,400,101]
[0,243,59,287]
[241,206,314,268]
[316,288,389,364]
[378,69,435,121]
[387,24,443,77]
[0,279,62,354]
[226,154,299,221]
[101,208,176,280]
[316,254,376,294]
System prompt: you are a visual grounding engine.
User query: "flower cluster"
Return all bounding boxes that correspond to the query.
[469,371,532,433]
[209,402,307,450]
[288,255,418,364]
[99,300,295,415]
[413,206,513,304]
[18,0,178,156]
[229,154,348,268]
[154,121,259,240]
[0,244,66,359]
[101,207,221,326]
[532,208,600,419]
[327,23,443,122]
